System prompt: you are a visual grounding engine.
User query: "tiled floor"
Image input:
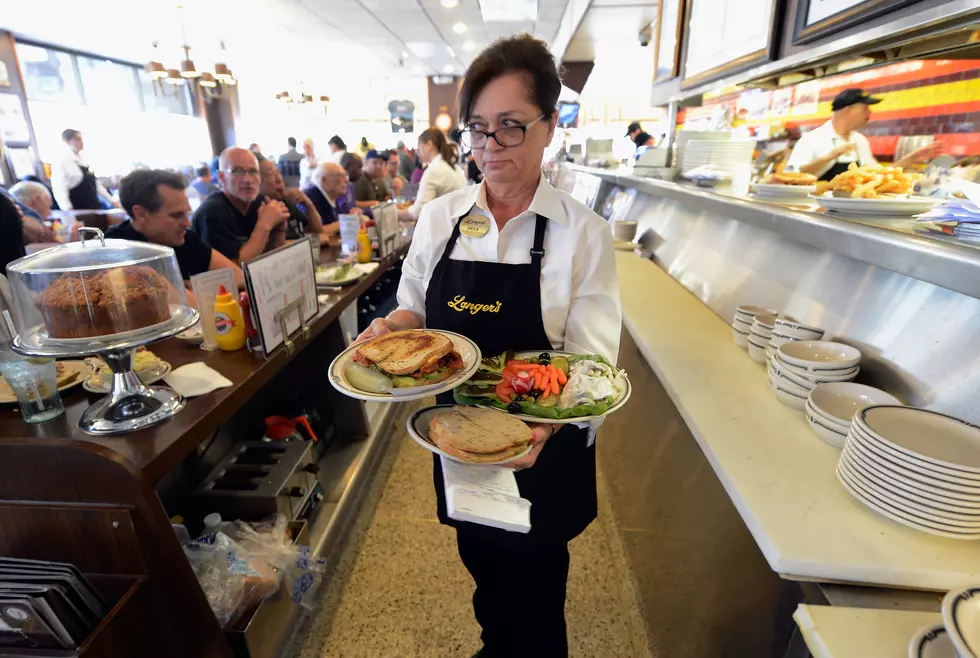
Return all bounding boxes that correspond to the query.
[290,400,652,658]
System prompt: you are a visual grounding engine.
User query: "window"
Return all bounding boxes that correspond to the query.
[16,44,80,104]
[77,56,141,109]
[139,71,193,116]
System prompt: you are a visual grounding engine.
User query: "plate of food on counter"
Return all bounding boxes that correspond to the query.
[329,329,481,402]
[808,163,940,216]
[406,404,533,464]
[315,262,374,288]
[83,348,171,394]
[750,171,817,198]
[453,350,630,424]
[0,360,92,404]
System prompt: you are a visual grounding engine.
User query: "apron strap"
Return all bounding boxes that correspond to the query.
[530,214,547,267]
[439,216,465,263]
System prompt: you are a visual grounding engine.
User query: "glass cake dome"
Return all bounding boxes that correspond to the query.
[6,231,189,349]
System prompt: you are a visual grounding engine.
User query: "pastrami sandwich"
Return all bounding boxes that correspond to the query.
[353,329,465,388]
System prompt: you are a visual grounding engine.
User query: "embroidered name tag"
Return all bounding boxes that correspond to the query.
[447,295,502,315]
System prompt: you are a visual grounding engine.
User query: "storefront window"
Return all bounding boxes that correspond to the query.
[16,43,80,104]
[77,56,141,109]
[139,71,193,115]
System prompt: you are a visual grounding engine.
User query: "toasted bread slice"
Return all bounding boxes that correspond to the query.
[428,407,531,455]
[357,330,454,376]
[769,171,817,185]
[434,439,528,464]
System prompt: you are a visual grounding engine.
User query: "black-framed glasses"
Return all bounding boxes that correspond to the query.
[460,114,548,149]
[224,167,260,178]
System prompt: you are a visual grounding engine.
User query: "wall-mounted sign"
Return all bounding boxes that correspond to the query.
[388,99,415,134]
[794,0,924,44]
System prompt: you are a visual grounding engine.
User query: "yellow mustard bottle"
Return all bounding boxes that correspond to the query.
[213,285,246,351]
[357,227,372,263]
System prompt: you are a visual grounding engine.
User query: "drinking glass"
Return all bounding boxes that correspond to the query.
[0,355,64,423]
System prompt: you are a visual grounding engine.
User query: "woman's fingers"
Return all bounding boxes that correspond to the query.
[353,317,392,344]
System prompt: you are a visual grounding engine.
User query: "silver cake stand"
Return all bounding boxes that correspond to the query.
[12,306,200,435]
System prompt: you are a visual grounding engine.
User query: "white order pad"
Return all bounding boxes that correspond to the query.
[441,456,531,534]
[163,362,233,397]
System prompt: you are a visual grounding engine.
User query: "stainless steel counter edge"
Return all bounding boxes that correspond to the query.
[567,164,980,300]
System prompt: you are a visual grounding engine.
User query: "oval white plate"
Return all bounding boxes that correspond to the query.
[468,351,631,425]
[751,183,815,197]
[0,359,92,404]
[942,587,980,658]
[857,406,980,474]
[809,193,940,216]
[83,359,172,394]
[316,264,368,287]
[909,623,957,658]
[847,430,980,496]
[406,404,532,465]
[328,330,481,402]
[809,383,900,426]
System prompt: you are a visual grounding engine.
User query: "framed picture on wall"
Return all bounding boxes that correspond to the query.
[793,0,923,44]
[679,0,783,90]
[653,0,686,83]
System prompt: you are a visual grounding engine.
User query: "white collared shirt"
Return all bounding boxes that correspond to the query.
[49,147,112,211]
[396,174,622,366]
[786,120,878,178]
[408,154,467,219]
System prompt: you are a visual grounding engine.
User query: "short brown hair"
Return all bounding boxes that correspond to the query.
[458,34,561,125]
[418,128,459,167]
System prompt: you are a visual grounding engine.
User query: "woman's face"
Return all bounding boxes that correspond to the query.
[467,72,556,188]
[418,139,434,164]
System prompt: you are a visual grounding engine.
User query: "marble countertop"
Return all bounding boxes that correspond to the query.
[793,605,941,658]
[616,251,980,591]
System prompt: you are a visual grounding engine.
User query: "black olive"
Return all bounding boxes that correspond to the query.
[507,402,521,414]
[513,394,525,402]
[539,359,550,367]
[539,352,551,361]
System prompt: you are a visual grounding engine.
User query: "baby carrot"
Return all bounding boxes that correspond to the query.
[555,367,567,385]
[551,371,559,395]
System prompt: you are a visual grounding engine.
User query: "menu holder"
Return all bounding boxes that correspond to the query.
[242,238,319,357]
[375,201,399,258]
[189,268,238,351]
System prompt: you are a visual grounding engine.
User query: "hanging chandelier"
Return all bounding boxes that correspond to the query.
[144,12,236,102]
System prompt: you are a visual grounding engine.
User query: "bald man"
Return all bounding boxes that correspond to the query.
[303,162,359,236]
[191,146,290,263]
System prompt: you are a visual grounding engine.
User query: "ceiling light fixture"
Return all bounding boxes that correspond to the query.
[452,22,468,34]
[443,65,455,73]
[440,0,459,7]
[164,69,184,85]
[214,62,232,82]
[145,61,167,79]
[199,72,217,87]
[461,40,475,52]
[179,45,200,78]
[479,0,537,22]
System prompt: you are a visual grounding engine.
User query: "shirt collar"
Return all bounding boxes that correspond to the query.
[445,173,567,225]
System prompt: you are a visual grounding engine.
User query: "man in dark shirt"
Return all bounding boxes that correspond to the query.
[0,194,26,275]
[354,150,390,209]
[191,147,289,263]
[107,169,243,304]
[277,137,304,188]
[257,157,334,241]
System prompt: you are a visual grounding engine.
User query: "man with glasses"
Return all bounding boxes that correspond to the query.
[191,146,290,263]
[303,162,359,240]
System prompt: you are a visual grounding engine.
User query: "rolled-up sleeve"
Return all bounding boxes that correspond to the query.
[563,220,622,365]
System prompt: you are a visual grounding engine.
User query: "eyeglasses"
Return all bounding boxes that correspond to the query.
[460,114,548,149]
[224,167,260,178]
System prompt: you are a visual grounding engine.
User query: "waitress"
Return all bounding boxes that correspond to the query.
[398,127,466,221]
[358,34,621,658]
[786,88,941,180]
[50,129,117,212]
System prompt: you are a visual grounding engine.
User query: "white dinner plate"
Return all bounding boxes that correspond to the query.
[942,587,980,658]
[467,351,632,425]
[83,359,172,394]
[316,263,370,287]
[838,456,980,526]
[406,404,532,465]
[750,183,816,197]
[0,360,92,404]
[328,330,481,402]
[844,441,980,511]
[849,422,980,486]
[909,623,957,658]
[846,432,980,499]
[836,464,980,540]
[857,406,980,474]
[809,193,940,216]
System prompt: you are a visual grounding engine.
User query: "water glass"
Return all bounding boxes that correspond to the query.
[0,356,64,424]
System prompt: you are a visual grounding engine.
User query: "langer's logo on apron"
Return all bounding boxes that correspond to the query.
[447,295,501,315]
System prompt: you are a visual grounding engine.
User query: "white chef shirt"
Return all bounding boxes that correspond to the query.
[407,154,467,220]
[49,147,112,211]
[299,156,317,189]
[786,120,878,179]
[396,173,622,366]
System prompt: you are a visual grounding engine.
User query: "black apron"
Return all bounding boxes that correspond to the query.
[68,163,102,211]
[819,160,852,182]
[425,212,597,546]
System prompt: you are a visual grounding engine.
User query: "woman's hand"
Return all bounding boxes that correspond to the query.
[355,317,395,344]
[509,423,557,470]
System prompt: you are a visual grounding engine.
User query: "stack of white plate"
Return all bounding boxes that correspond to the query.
[768,341,861,410]
[750,182,816,199]
[806,382,901,449]
[747,313,776,363]
[673,130,731,168]
[732,305,776,350]
[766,317,824,363]
[679,140,755,178]
[838,405,980,540]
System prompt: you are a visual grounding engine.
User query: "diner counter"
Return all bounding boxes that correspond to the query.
[566,163,980,301]
[615,251,980,592]
[0,246,404,482]
[793,604,942,658]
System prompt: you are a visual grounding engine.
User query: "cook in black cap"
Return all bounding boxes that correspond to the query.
[786,87,942,180]
[626,121,643,139]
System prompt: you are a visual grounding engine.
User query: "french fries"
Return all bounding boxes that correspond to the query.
[815,163,922,199]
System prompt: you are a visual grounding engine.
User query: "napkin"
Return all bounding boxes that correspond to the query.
[163,362,232,397]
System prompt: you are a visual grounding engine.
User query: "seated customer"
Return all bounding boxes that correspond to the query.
[9,181,57,243]
[191,146,290,263]
[384,150,406,196]
[354,150,390,209]
[188,165,217,198]
[0,194,26,274]
[258,158,339,244]
[108,170,243,303]
[303,162,361,228]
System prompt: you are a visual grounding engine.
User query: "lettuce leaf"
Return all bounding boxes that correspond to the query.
[453,389,611,419]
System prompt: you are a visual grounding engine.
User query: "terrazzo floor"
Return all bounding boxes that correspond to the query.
[289,400,653,658]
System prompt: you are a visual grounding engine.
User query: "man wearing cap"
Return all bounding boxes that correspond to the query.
[354,149,391,209]
[626,121,643,142]
[787,88,942,180]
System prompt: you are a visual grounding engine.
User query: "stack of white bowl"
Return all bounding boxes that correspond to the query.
[805,383,901,449]
[732,305,776,350]
[838,405,980,540]
[768,317,825,358]
[768,341,861,411]
[911,585,980,657]
[747,314,776,363]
